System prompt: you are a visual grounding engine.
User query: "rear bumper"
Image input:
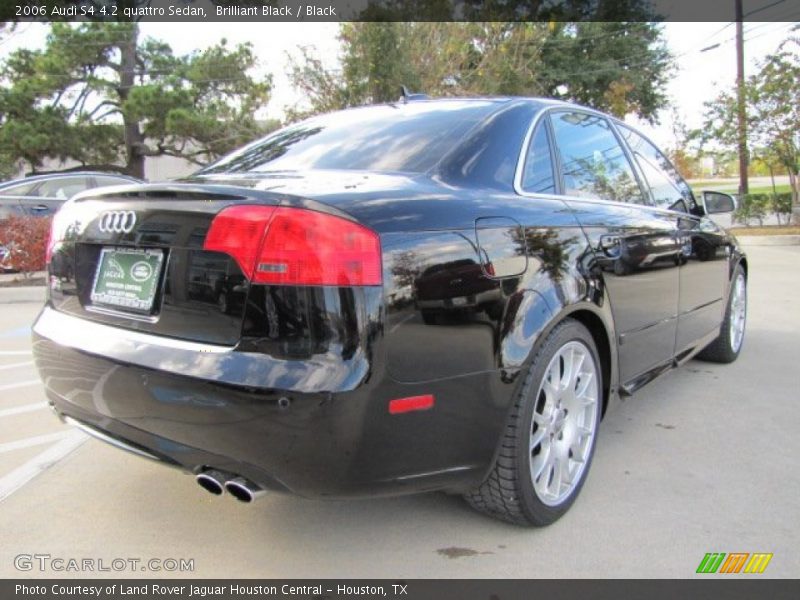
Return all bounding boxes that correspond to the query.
[33,307,511,498]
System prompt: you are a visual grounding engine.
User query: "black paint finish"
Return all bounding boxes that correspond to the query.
[32,98,744,498]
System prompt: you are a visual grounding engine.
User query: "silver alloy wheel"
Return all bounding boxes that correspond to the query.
[529,340,599,507]
[729,273,747,353]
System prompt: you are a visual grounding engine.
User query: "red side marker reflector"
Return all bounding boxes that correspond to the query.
[389,394,435,415]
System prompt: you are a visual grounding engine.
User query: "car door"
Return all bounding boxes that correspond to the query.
[617,124,730,356]
[543,110,682,390]
[19,176,93,216]
[0,180,38,220]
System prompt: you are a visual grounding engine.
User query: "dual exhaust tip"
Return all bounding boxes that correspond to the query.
[196,469,265,503]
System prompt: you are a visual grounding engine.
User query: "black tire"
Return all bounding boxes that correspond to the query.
[696,264,746,364]
[464,318,602,526]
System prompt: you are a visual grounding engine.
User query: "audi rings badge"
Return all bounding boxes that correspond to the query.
[98,211,137,234]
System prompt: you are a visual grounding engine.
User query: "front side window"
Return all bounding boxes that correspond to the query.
[549,111,644,204]
[521,121,556,194]
[618,125,693,211]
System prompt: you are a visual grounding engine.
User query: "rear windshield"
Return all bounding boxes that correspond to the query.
[198,101,498,175]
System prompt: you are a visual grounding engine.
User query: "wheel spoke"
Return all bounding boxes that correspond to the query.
[542,377,559,399]
[569,350,586,389]
[530,426,546,450]
[531,443,552,481]
[575,370,594,399]
[533,412,549,427]
[569,436,587,464]
[548,358,562,391]
[558,452,573,488]
[548,455,562,495]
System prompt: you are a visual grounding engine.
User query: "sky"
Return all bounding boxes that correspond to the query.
[1,21,798,150]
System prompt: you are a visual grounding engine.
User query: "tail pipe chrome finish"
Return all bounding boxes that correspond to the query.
[196,469,228,496]
[224,476,266,503]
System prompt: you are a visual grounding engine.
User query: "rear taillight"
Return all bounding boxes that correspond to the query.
[46,211,70,265]
[45,228,54,265]
[204,206,382,286]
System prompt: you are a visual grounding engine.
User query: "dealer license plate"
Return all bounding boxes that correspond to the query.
[90,248,164,312]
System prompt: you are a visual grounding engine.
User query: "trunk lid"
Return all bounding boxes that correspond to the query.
[48,184,280,346]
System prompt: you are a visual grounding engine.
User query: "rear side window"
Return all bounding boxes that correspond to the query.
[550,111,644,204]
[35,177,91,199]
[94,175,133,188]
[521,122,556,194]
[618,125,694,211]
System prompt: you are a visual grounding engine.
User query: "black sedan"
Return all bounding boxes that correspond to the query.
[32,98,746,526]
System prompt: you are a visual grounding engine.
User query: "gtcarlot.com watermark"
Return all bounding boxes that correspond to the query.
[14,554,194,573]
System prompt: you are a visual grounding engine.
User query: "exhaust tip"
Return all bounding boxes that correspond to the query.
[196,470,226,496]
[224,477,265,503]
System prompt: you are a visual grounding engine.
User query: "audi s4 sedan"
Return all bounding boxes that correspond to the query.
[32,98,747,526]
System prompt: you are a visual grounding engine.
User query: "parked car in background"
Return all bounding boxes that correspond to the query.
[32,99,746,526]
[0,172,142,219]
[0,172,141,271]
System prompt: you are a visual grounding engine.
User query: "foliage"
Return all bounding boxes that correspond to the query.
[664,108,702,179]
[700,35,800,205]
[355,0,657,22]
[0,215,51,276]
[288,22,673,123]
[0,23,273,178]
[770,192,793,226]
[734,194,770,227]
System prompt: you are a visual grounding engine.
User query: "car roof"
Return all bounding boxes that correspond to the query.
[0,171,141,190]
[357,95,612,123]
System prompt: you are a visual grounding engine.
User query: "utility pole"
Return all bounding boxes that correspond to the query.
[735,0,749,196]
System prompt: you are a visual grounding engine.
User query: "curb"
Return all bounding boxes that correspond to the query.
[737,235,800,246]
[0,287,46,304]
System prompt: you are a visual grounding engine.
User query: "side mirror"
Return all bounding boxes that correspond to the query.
[701,191,737,215]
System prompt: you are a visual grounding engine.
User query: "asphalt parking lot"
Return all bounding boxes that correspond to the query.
[0,244,798,579]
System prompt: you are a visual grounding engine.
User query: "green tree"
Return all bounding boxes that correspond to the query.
[749,37,800,207]
[701,35,800,209]
[0,22,273,178]
[288,22,672,123]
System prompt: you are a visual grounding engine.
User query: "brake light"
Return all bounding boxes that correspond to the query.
[204,206,382,286]
[203,205,276,280]
[45,227,54,265]
[389,395,435,415]
[46,211,71,265]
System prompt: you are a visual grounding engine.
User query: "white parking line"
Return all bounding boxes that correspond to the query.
[0,350,32,356]
[0,431,86,502]
[0,361,35,371]
[0,402,47,418]
[0,431,77,455]
[0,379,41,392]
